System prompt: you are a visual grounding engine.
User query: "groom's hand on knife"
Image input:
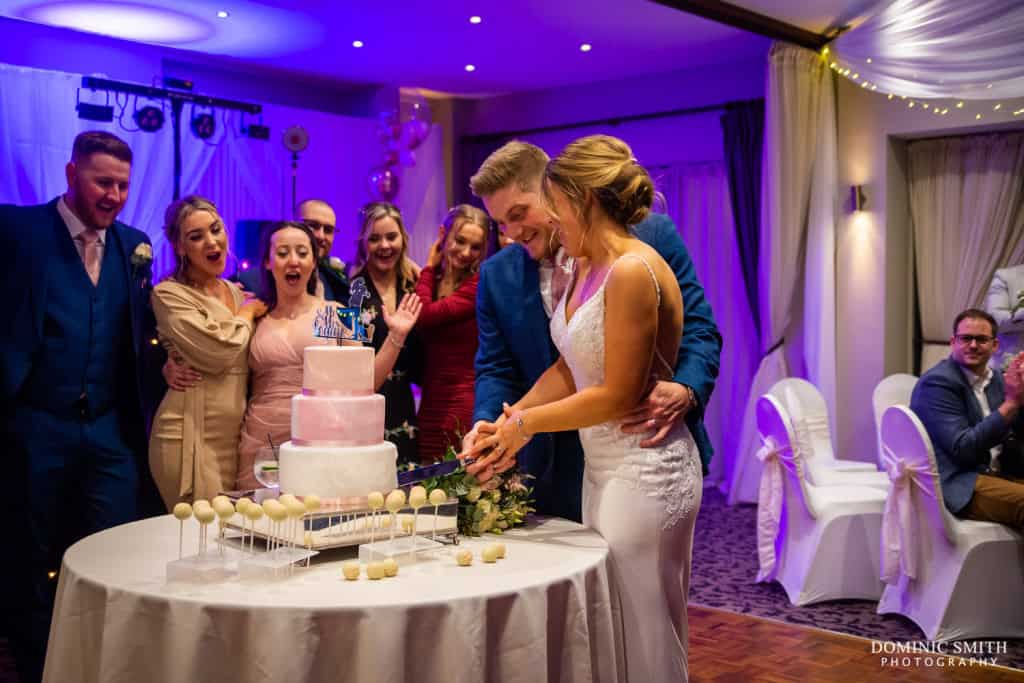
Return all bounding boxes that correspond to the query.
[620,381,694,447]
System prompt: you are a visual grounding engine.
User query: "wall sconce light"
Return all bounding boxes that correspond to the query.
[850,185,866,212]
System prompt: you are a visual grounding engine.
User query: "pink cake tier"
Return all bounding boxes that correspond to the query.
[291,393,384,446]
[303,346,374,395]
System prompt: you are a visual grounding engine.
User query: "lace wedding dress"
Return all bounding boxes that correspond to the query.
[549,253,703,682]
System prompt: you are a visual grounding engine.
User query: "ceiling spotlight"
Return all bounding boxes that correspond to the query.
[352,40,364,48]
[580,43,592,52]
[217,10,229,19]
[191,112,216,140]
[465,64,476,72]
[134,105,165,132]
[469,15,481,24]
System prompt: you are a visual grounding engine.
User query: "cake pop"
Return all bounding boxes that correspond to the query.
[428,488,447,541]
[172,502,192,559]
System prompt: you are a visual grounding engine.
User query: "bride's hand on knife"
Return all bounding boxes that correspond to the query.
[465,403,528,481]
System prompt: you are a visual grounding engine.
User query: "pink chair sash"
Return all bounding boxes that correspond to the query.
[756,435,798,582]
[879,443,936,584]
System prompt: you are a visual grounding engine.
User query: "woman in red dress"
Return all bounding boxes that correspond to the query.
[414,205,491,462]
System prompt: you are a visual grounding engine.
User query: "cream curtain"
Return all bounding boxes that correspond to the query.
[909,132,1024,370]
[728,44,835,504]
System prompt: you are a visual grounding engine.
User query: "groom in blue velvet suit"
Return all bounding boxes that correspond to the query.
[462,141,721,522]
[0,131,163,682]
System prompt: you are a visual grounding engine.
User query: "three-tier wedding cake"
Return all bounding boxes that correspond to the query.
[278,346,398,499]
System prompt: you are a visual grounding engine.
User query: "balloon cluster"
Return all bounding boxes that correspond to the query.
[367,95,432,201]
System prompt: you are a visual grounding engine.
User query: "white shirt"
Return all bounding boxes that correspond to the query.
[961,365,1002,472]
[538,247,572,318]
[57,196,106,263]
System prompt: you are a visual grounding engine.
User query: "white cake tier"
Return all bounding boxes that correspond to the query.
[278,440,398,500]
[303,346,374,395]
[291,393,384,445]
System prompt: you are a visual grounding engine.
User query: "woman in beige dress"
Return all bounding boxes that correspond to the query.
[149,195,267,509]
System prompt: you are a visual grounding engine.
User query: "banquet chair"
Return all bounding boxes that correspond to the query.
[872,373,917,469]
[876,405,1024,641]
[770,378,890,490]
[754,394,887,606]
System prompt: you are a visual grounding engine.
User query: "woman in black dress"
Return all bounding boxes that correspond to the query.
[349,202,423,466]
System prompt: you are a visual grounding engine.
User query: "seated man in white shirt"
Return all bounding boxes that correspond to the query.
[911,308,1024,530]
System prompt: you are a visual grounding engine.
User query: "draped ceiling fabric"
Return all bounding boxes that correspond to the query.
[832,0,1024,99]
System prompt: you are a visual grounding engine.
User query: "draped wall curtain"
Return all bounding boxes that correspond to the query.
[909,132,1024,370]
[658,162,759,489]
[728,43,839,504]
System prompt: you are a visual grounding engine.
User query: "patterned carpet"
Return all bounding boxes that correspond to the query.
[690,485,1024,671]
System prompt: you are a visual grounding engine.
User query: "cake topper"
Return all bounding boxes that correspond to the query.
[348,276,370,312]
[313,305,370,344]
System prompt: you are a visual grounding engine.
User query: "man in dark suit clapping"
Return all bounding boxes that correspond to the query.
[0,131,163,681]
[911,308,1024,530]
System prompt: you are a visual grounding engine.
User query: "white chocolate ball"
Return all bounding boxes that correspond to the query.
[245,504,264,521]
[367,491,385,510]
[428,488,447,506]
[341,561,360,581]
[366,561,386,580]
[385,489,406,513]
[213,500,235,520]
[172,502,193,521]
[379,516,392,529]
[408,486,427,509]
[494,543,507,559]
[284,499,306,519]
[482,545,500,563]
[304,494,321,512]
[211,495,230,507]
[382,558,399,577]
[263,500,287,522]
[194,506,216,525]
[236,497,252,514]
[192,499,211,510]
[455,549,473,566]
[279,493,298,506]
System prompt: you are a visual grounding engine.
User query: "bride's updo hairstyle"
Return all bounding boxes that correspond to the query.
[543,135,655,229]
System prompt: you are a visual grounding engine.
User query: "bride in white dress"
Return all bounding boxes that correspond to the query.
[469,135,703,682]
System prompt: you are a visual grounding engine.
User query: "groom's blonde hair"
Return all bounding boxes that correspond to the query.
[470,141,549,198]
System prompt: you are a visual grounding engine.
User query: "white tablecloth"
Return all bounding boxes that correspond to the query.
[44,516,620,683]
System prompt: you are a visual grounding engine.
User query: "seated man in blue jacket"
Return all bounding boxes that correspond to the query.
[462,141,721,522]
[911,308,1024,530]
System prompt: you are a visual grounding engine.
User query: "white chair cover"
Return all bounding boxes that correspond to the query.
[877,406,1024,640]
[754,395,886,605]
[771,378,889,489]
[878,442,936,583]
[872,374,918,468]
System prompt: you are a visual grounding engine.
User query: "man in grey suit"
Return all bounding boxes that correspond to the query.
[911,308,1024,530]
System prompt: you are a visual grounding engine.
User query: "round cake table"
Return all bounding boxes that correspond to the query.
[43,515,621,683]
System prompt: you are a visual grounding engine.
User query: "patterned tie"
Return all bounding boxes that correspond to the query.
[77,228,101,285]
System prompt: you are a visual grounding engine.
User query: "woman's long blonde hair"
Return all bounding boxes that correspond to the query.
[350,201,418,290]
[438,204,491,285]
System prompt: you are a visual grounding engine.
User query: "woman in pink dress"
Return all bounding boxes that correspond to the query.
[236,221,421,490]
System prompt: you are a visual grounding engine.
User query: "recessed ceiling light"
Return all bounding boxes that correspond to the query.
[352,40,364,48]
[216,10,228,19]
[465,64,476,72]
[469,15,482,24]
[580,43,592,52]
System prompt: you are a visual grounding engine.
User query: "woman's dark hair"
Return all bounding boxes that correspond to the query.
[258,220,319,311]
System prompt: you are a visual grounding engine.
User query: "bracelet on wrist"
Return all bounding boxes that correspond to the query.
[386,334,405,349]
[512,410,531,442]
